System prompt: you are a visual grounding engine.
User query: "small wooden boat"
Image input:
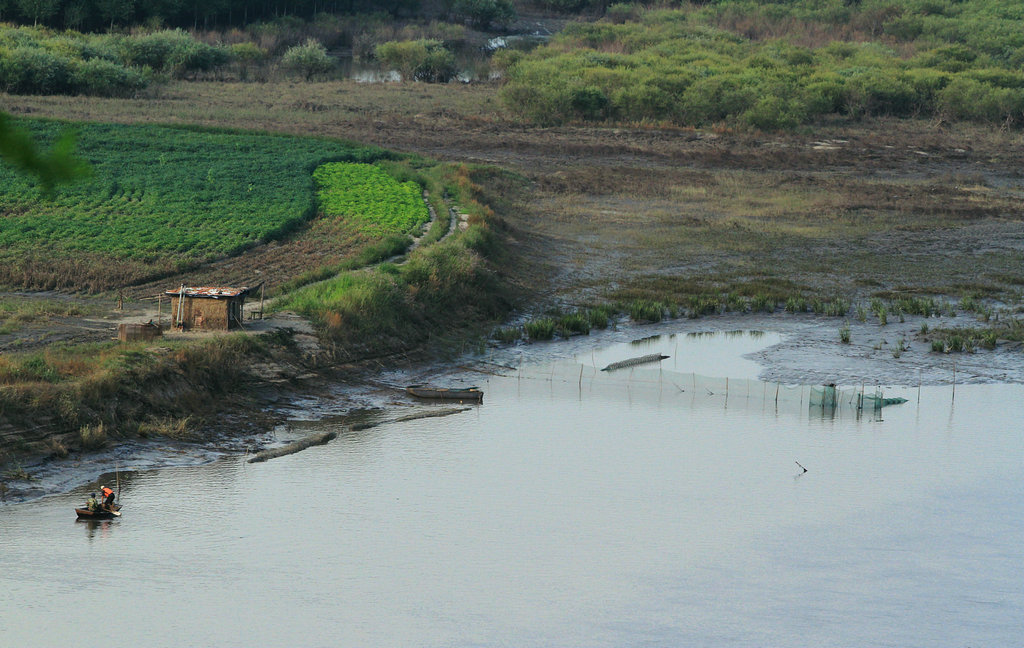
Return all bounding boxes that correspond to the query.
[75,504,122,520]
[406,385,483,402]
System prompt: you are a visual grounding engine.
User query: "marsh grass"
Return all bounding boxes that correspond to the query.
[524,318,556,341]
[586,306,613,330]
[629,300,664,323]
[785,297,808,313]
[492,326,521,343]
[927,320,1024,354]
[3,465,34,481]
[79,423,107,450]
[839,322,851,344]
[137,416,196,441]
[555,312,591,337]
[750,293,776,313]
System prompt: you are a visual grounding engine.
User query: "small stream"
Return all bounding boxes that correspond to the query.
[1,330,1021,647]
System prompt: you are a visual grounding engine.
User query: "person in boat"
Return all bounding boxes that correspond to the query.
[100,485,116,511]
[86,493,99,512]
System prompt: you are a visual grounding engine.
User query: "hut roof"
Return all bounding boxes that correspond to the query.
[165,286,250,299]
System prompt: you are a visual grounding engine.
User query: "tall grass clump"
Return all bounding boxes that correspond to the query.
[839,322,851,344]
[812,297,849,317]
[629,299,664,323]
[524,317,556,340]
[492,326,521,343]
[785,297,808,313]
[556,311,591,337]
[750,293,776,313]
[78,422,107,450]
[688,294,720,318]
[586,305,614,330]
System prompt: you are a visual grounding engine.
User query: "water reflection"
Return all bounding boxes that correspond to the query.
[77,518,118,542]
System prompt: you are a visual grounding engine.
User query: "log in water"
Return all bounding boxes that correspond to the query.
[601,353,669,371]
[247,431,337,463]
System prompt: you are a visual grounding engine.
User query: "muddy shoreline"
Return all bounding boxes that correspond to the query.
[4,310,1016,505]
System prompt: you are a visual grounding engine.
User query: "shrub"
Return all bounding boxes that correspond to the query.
[281,39,334,80]
[71,58,146,96]
[450,0,515,30]
[375,39,456,83]
[606,3,640,23]
[0,47,73,94]
[229,42,267,64]
[118,29,190,71]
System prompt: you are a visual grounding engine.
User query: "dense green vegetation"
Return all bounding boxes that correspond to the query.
[500,0,1024,128]
[0,0,417,32]
[313,162,429,235]
[0,25,236,95]
[275,164,511,360]
[0,119,392,289]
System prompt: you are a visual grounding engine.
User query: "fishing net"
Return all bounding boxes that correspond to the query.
[502,359,897,419]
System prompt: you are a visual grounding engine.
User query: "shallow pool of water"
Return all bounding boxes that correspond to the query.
[2,332,1021,647]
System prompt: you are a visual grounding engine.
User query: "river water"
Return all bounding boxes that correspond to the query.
[1,331,1022,647]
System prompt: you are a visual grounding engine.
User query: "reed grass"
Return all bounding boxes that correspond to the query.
[555,312,591,337]
[524,318,555,341]
[492,326,521,343]
[79,423,107,450]
[629,299,664,323]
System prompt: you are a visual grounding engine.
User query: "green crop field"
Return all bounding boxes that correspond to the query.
[313,162,429,236]
[0,119,394,288]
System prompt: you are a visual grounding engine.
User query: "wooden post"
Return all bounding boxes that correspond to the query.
[157,294,162,328]
[259,283,266,320]
[952,362,957,402]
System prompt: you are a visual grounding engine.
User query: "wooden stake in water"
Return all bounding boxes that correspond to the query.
[952,362,957,402]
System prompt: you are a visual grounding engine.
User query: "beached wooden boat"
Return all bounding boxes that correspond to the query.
[75,504,122,520]
[406,385,483,402]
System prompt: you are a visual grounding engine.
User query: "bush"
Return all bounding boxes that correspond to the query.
[450,0,515,30]
[229,42,268,64]
[0,47,73,95]
[375,39,457,83]
[606,3,640,24]
[71,58,146,96]
[281,39,334,80]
